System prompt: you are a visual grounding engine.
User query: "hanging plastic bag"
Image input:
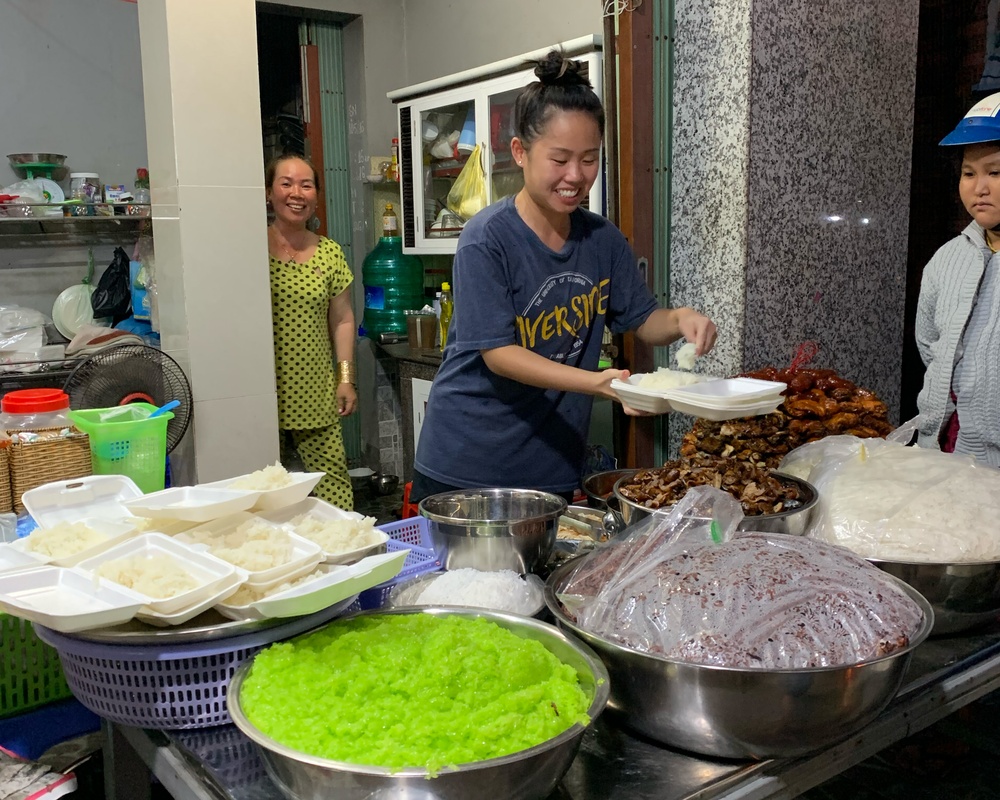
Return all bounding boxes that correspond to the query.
[91,247,133,325]
[445,143,487,221]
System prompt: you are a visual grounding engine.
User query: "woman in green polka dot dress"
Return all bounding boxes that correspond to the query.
[266,154,356,510]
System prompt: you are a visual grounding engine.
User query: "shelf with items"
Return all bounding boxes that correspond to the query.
[389,37,602,255]
[0,204,177,243]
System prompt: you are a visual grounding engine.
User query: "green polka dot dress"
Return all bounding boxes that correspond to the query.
[269,236,354,508]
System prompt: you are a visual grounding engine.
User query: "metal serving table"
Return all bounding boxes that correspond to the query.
[102,623,1000,800]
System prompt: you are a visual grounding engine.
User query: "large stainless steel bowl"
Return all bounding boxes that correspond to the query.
[871,558,1000,635]
[544,554,933,759]
[612,471,818,536]
[419,489,566,573]
[228,607,610,800]
[581,469,639,511]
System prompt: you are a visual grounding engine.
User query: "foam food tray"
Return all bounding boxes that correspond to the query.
[75,532,242,615]
[0,543,44,575]
[202,472,325,512]
[134,568,247,627]
[124,486,260,522]
[0,565,145,633]
[177,512,323,591]
[10,518,139,568]
[258,497,389,564]
[22,475,143,528]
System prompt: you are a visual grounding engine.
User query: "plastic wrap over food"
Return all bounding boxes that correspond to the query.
[784,435,1000,562]
[559,486,743,651]
[564,529,924,669]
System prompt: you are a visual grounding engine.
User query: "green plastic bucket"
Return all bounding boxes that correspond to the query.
[68,403,172,493]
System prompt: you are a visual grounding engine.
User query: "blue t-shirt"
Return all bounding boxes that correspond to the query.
[414,197,658,493]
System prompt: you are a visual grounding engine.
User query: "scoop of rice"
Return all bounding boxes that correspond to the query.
[96,554,200,598]
[289,513,380,554]
[675,342,698,370]
[25,522,107,558]
[415,569,542,616]
[224,567,325,607]
[183,518,293,571]
[229,462,293,491]
[637,367,703,390]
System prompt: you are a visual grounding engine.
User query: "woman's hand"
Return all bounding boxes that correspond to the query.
[336,382,357,417]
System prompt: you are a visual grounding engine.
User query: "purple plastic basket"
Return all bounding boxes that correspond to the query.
[357,517,440,610]
[33,597,355,730]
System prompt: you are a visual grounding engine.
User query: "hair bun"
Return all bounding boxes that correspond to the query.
[533,50,586,88]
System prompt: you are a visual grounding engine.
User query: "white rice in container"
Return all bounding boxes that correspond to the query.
[229,462,293,491]
[288,513,380,554]
[183,518,293,571]
[25,522,106,559]
[637,367,703,390]
[412,569,543,616]
[96,554,199,598]
[223,568,323,607]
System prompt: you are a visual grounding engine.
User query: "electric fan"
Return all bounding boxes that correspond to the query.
[62,345,193,453]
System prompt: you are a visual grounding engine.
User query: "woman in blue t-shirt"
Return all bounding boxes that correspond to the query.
[411,50,717,503]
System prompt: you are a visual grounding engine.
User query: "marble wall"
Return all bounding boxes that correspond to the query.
[668,0,921,442]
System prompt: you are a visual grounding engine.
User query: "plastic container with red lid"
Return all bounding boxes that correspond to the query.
[0,388,72,431]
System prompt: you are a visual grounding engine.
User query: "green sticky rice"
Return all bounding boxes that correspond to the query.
[239,614,591,773]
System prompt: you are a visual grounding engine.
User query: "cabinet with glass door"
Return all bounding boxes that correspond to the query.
[389,38,602,255]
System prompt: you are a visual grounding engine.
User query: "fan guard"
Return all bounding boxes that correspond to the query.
[63,345,193,453]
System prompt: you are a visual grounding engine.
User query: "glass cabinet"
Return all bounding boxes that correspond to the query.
[389,39,602,255]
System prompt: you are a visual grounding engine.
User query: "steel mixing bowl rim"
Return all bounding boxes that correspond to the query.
[228,605,610,777]
[544,548,935,676]
[418,488,568,527]
[868,555,1000,569]
[611,470,818,522]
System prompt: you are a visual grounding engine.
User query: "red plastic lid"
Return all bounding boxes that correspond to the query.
[1,388,70,414]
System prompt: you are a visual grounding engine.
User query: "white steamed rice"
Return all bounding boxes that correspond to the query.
[183,518,293,571]
[637,367,704,390]
[229,462,293,491]
[96,554,200,598]
[410,569,543,616]
[288,513,380,554]
[25,522,107,559]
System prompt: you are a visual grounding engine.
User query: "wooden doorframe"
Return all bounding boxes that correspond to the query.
[607,4,657,468]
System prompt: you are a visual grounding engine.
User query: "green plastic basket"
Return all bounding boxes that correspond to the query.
[67,404,173,494]
[1,613,73,718]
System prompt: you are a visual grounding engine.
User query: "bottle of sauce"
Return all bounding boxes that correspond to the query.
[390,138,399,182]
[438,282,453,351]
[382,202,399,238]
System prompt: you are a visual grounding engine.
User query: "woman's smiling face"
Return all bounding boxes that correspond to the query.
[513,109,602,216]
[267,157,318,226]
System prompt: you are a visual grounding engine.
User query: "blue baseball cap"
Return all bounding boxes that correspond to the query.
[940,93,1000,146]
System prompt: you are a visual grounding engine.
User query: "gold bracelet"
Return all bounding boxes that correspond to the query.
[336,360,357,386]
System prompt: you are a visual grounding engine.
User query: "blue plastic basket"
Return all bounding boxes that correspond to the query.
[358,517,440,610]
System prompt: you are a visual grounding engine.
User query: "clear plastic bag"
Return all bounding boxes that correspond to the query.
[782,434,1000,561]
[560,486,742,648]
[445,143,487,221]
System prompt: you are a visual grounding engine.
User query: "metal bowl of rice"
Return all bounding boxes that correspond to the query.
[228,607,609,800]
[387,570,547,618]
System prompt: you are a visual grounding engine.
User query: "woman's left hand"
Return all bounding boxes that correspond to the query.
[336,382,357,417]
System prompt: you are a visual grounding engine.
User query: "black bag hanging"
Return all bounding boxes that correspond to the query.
[91,246,133,325]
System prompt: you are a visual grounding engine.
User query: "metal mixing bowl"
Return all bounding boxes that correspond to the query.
[7,152,67,165]
[544,553,933,759]
[227,607,610,800]
[612,471,818,536]
[871,558,1000,635]
[419,489,566,573]
[581,469,638,511]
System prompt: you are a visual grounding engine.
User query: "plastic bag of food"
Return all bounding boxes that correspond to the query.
[445,143,487,221]
[559,486,742,647]
[785,435,1000,561]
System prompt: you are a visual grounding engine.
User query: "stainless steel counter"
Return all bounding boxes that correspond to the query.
[103,622,1000,800]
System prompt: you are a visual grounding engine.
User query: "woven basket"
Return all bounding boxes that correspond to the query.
[0,444,11,514]
[8,428,92,514]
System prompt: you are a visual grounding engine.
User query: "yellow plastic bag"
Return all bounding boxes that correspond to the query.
[446,143,487,221]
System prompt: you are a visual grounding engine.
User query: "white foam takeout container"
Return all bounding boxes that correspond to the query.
[0,565,146,633]
[0,543,47,576]
[21,475,143,528]
[215,549,408,622]
[177,512,323,592]
[10,518,139,568]
[257,497,389,565]
[123,486,260,523]
[612,375,786,419]
[201,471,325,512]
[75,532,244,616]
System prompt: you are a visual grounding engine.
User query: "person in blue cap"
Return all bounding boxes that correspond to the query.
[916,93,1000,466]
